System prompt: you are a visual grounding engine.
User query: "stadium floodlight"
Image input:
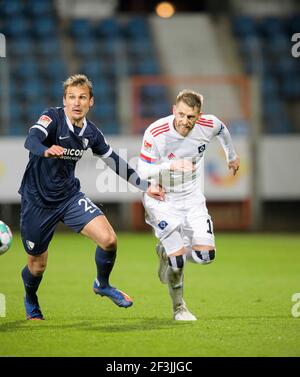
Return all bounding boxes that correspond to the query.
[0,33,6,58]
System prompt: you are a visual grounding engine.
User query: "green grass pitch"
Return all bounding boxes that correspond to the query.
[0,231,299,357]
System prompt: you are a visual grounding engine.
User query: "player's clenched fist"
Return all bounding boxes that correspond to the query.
[44,145,65,158]
[146,184,165,201]
[228,155,240,176]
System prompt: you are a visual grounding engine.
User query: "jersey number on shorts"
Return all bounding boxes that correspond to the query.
[207,219,213,234]
[78,198,97,214]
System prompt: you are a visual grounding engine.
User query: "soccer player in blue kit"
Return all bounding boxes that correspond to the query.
[19,74,165,320]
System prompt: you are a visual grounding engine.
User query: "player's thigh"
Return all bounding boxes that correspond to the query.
[143,195,182,240]
[81,215,117,250]
[185,206,215,248]
[62,192,103,232]
[20,199,57,255]
[62,193,116,249]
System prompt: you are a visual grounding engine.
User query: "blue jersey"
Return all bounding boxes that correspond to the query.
[19,107,112,208]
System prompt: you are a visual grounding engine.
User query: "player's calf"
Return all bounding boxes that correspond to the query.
[168,254,186,270]
[187,249,216,264]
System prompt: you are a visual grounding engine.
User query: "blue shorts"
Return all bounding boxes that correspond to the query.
[20,192,103,255]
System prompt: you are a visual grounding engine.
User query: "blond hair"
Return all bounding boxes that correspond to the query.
[176,89,203,112]
[63,74,93,98]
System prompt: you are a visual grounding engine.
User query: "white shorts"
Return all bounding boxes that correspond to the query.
[143,195,215,254]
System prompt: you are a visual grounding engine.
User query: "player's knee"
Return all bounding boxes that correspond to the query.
[100,232,117,251]
[191,249,216,265]
[28,253,48,276]
[168,254,186,270]
[30,262,47,276]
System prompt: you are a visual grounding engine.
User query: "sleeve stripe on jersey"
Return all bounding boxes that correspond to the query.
[30,125,49,136]
[152,126,170,137]
[150,122,169,135]
[195,119,213,128]
[198,117,213,123]
[93,146,113,158]
[139,153,157,164]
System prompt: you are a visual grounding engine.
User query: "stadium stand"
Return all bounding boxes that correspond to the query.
[0,0,167,135]
[231,13,300,134]
[0,1,299,136]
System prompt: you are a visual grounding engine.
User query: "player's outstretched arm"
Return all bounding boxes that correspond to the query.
[102,150,165,200]
[137,158,195,181]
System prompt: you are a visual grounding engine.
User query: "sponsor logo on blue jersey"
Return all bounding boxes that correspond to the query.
[59,148,84,160]
[158,220,168,230]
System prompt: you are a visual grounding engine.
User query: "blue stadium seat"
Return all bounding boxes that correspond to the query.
[152,102,171,117]
[141,101,170,118]
[264,113,294,134]
[281,76,300,100]
[74,38,98,57]
[79,59,117,78]
[21,79,47,101]
[47,81,64,103]
[79,61,103,78]
[261,77,280,99]
[94,102,115,118]
[232,15,258,38]
[90,108,120,134]
[13,59,39,79]
[100,39,120,56]
[9,38,34,57]
[37,39,61,57]
[94,18,120,39]
[126,39,154,60]
[258,16,285,39]
[25,0,53,17]
[40,60,67,81]
[141,84,169,99]
[24,100,49,121]
[1,0,23,17]
[275,57,299,77]
[31,17,57,38]
[69,19,93,39]
[10,101,24,123]
[263,97,293,133]
[99,122,120,135]
[232,14,300,134]
[264,98,285,117]
[4,17,31,38]
[136,60,160,75]
[288,14,300,34]
[264,35,290,58]
[123,17,150,39]
[92,80,115,100]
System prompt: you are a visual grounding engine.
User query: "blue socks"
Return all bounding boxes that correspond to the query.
[21,247,116,304]
[21,265,43,305]
[95,246,116,288]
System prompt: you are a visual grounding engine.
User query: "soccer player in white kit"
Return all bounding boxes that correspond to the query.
[137,89,240,321]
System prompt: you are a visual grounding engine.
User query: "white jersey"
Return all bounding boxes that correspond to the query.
[137,114,237,204]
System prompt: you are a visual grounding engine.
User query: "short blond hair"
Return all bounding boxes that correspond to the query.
[63,74,93,98]
[176,89,203,112]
